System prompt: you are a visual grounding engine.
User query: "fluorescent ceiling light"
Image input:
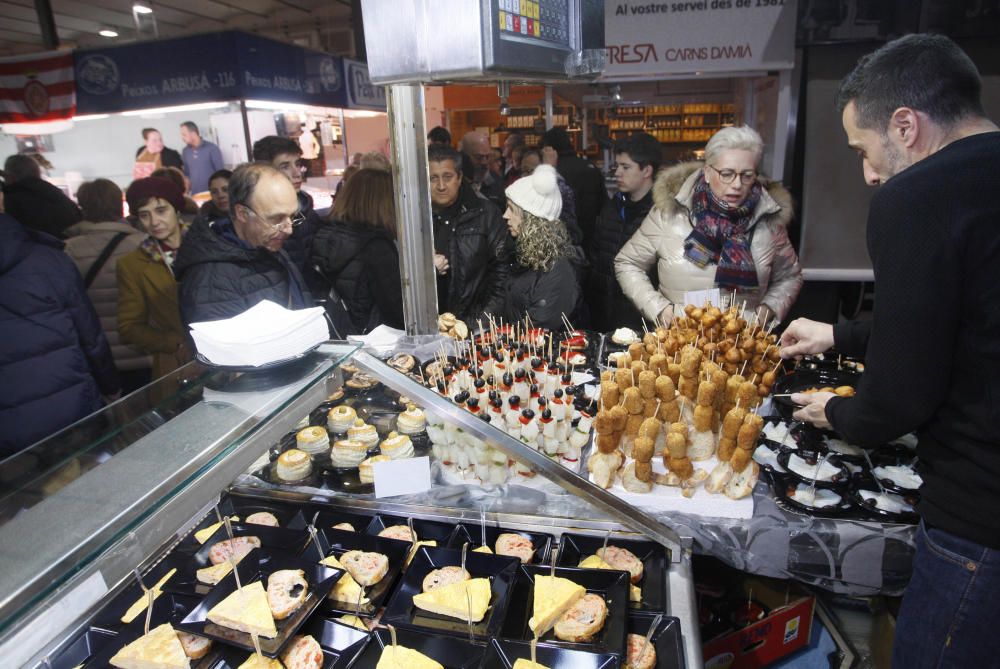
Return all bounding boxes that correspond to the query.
[244,99,314,111]
[0,119,75,134]
[120,101,229,116]
[133,2,153,14]
[72,114,110,121]
[98,29,119,37]
[342,109,386,118]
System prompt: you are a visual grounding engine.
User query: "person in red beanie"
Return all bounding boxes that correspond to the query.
[117,177,191,381]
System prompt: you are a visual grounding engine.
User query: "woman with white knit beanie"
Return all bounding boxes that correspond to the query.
[501,164,580,330]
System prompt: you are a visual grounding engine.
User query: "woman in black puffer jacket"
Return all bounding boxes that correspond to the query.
[310,169,404,335]
[501,165,580,331]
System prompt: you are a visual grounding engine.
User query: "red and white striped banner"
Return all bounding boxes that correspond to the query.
[0,50,76,123]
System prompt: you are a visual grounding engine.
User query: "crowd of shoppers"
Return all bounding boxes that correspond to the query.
[0,96,808,455]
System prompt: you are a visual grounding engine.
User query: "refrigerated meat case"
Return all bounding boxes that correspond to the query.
[0,343,699,668]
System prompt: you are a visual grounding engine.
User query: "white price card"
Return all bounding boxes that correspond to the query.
[683,288,723,308]
[374,456,432,498]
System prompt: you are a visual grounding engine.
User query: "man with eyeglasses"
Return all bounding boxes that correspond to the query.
[588,132,661,331]
[251,135,321,289]
[616,125,801,330]
[175,163,314,325]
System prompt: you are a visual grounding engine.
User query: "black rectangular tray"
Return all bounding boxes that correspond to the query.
[164,523,312,596]
[49,628,117,669]
[175,548,343,658]
[209,617,369,669]
[183,496,307,548]
[628,613,686,669]
[91,558,188,632]
[557,533,669,613]
[500,565,629,657]
[348,627,487,669]
[298,526,412,617]
[449,523,554,566]
[483,638,619,669]
[365,514,460,545]
[87,594,207,668]
[381,545,520,641]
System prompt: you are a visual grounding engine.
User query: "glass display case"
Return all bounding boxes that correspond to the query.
[0,343,699,669]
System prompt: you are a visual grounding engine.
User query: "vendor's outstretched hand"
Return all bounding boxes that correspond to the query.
[780,318,835,359]
[791,391,835,430]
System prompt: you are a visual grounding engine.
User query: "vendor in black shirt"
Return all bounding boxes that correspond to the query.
[780,35,1000,669]
[428,144,511,324]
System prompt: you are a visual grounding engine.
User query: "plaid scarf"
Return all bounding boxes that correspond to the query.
[683,173,761,289]
[139,222,188,270]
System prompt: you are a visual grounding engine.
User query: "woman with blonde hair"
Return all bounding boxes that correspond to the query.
[502,164,580,330]
[309,168,403,334]
[615,125,802,326]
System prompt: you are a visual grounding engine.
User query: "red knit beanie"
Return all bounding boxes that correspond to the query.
[125,177,184,214]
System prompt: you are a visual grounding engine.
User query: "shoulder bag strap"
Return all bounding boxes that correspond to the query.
[84,232,130,289]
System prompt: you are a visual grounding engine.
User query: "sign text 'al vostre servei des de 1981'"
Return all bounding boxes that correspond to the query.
[603,0,796,77]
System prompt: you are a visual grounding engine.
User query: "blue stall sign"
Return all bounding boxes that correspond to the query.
[74,31,347,114]
[344,59,386,111]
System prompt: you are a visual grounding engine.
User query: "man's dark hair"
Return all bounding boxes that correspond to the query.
[141,127,159,140]
[209,169,232,185]
[428,143,463,172]
[252,135,302,162]
[181,121,199,135]
[836,33,984,132]
[77,178,123,222]
[506,132,525,149]
[228,162,282,219]
[427,126,452,145]
[540,127,573,154]
[3,154,41,182]
[614,132,662,173]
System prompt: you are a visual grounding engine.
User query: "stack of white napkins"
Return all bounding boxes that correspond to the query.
[347,324,404,354]
[190,300,329,367]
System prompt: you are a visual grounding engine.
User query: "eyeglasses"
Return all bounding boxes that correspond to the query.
[240,203,306,230]
[707,164,757,185]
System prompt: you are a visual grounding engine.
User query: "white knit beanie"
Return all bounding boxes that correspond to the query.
[504,164,562,221]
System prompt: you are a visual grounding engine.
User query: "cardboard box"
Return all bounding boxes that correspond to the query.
[702,576,816,669]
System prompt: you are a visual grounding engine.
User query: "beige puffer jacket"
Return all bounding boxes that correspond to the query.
[614,162,803,322]
[63,220,151,371]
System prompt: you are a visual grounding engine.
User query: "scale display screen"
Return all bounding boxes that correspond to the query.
[497,0,572,50]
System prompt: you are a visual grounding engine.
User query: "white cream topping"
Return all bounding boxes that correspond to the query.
[611,328,639,345]
[873,465,922,489]
[787,453,841,481]
[824,438,864,456]
[860,490,914,513]
[790,484,841,508]
[752,445,785,472]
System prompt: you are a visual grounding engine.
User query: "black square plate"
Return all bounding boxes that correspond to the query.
[183,496,307,548]
[449,524,553,566]
[627,614,686,669]
[298,527,411,616]
[557,533,668,613]
[87,594,209,668]
[49,628,117,669]
[176,548,343,658]
[483,638,619,669]
[365,514,459,545]
[381,545,519,641]
[297,507,378,534]
[165,523,313,596]
[348,627,487,669]
[501,565,629,657]
[92,558,190,632]
[210,618,369,669]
